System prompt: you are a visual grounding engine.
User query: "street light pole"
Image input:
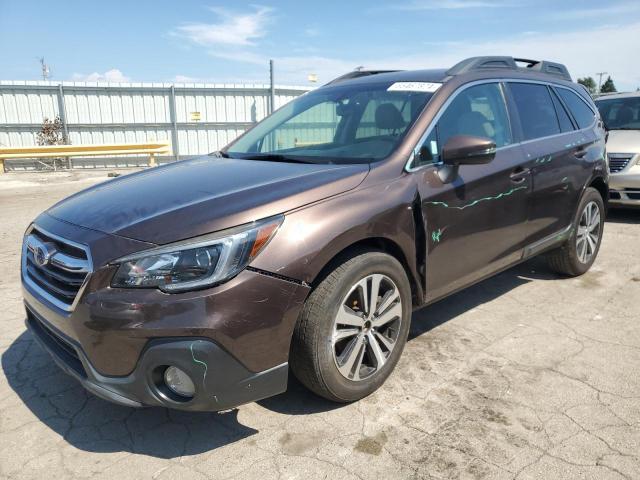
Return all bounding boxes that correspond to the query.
[269,59,275,114]
[596,72,608,93]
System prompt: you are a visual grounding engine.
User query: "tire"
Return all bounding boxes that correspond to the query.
[547,187,604,276]
[290,251,412,403]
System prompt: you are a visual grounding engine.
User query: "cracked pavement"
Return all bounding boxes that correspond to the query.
[1,172,639,479]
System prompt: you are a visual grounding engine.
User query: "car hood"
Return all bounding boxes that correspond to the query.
[46,156,369,244]
[606,129,640,154]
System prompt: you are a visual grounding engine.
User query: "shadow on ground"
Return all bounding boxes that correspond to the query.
[606,207,640,224]
[1,257,557,458]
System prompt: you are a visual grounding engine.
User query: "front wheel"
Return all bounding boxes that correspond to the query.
[547,187,604,276]
[290,251,412,403]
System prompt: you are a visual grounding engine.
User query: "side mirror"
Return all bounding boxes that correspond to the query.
[442,135,496,166]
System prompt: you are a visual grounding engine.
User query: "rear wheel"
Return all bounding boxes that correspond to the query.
[547,187,604,276]
[290,251,411,402]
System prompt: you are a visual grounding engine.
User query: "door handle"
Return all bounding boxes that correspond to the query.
[510,167,530,183]
[574,147,587,158]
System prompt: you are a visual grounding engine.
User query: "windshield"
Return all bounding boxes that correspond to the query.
[595,96,640,130]
[225,82,435,164]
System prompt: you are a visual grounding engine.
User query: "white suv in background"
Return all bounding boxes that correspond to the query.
[595,92,640,207]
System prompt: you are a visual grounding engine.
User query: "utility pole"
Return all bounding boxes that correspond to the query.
[269,59,275,114]
[596,71,608,92]
[39,57,50,80]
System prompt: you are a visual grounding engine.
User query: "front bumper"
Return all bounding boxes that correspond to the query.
[26,307,289,411]
[21,215,310,411]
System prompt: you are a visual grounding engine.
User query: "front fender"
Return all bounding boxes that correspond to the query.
[250,175,422,297]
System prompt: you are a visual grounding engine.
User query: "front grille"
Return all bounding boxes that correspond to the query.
[608,153,634,173]
[625,189,640,200]
[22,227,91,312]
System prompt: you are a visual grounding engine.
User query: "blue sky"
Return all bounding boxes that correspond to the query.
[1,0,639,90]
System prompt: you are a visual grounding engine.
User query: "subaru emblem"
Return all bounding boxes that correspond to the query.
[26,236,57,268]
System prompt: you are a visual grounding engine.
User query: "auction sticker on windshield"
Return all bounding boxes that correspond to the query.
[388,82,442,93]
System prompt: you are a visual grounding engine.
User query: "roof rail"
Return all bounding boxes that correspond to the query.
[446,56,572,81]
[515,58,572,81]
[325,70,401,86]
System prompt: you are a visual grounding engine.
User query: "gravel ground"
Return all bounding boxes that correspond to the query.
[1,171,639,480]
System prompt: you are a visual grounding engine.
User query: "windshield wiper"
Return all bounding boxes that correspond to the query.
[209,150,230,158]
[242,153,317,164]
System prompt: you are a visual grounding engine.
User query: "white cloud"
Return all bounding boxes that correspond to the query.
[206,50,355,84]
[208,49,265,65]
[173,75,201,83]
[549,2,640,20]
[173,5,272,47]
[403,21,640,90]
[384,0,514,11]
[71,69,130,82]
[205,21,640,90]
[170,5,639,91]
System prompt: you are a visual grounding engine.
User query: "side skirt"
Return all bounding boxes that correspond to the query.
[417,224,573,309]
[522,224,573,259]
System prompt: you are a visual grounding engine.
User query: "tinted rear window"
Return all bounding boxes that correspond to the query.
[556,88,596,129]
[550,89,575,132]
[509,83,560,141]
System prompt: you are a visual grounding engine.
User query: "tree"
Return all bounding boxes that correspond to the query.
[36,116,67,145]
[577,77,597,95]
[600,76,617,94]
[36,116,69,171]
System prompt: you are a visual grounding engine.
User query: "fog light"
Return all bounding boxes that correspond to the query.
[164,366,195,398]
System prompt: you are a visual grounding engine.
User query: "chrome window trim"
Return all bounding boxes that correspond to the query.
[405,78,597,173]
[21,224,93,314]
[554,84,598,115]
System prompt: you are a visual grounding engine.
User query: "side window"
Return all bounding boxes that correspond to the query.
[550,88,575,132]
[437,83,512,151]
[509,83,561,140]
[556,88,596,129]
[413,83,511,168]
[414,129,440,167]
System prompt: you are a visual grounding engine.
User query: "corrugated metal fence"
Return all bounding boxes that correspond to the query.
[0,81,310,170]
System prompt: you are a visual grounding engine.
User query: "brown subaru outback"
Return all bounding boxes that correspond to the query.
[22,56,608,411]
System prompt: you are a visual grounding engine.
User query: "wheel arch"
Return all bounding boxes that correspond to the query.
[588,175,609,211]
[309,236,423,307]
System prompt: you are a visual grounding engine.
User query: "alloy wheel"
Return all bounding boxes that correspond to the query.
[332,274,403,381]
[576,200,601,264]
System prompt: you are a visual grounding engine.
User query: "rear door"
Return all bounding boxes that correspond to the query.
[413,82,531,301]
[506,82,595,244]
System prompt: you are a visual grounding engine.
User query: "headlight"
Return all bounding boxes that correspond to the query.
[111,215,283,292]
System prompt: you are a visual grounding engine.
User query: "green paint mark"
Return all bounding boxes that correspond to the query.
[534,155,553,164]
[425,186,527,211]
[190,341,208,387]
[432,228,443,243]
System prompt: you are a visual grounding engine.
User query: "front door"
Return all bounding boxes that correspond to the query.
[413,82,531,301]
